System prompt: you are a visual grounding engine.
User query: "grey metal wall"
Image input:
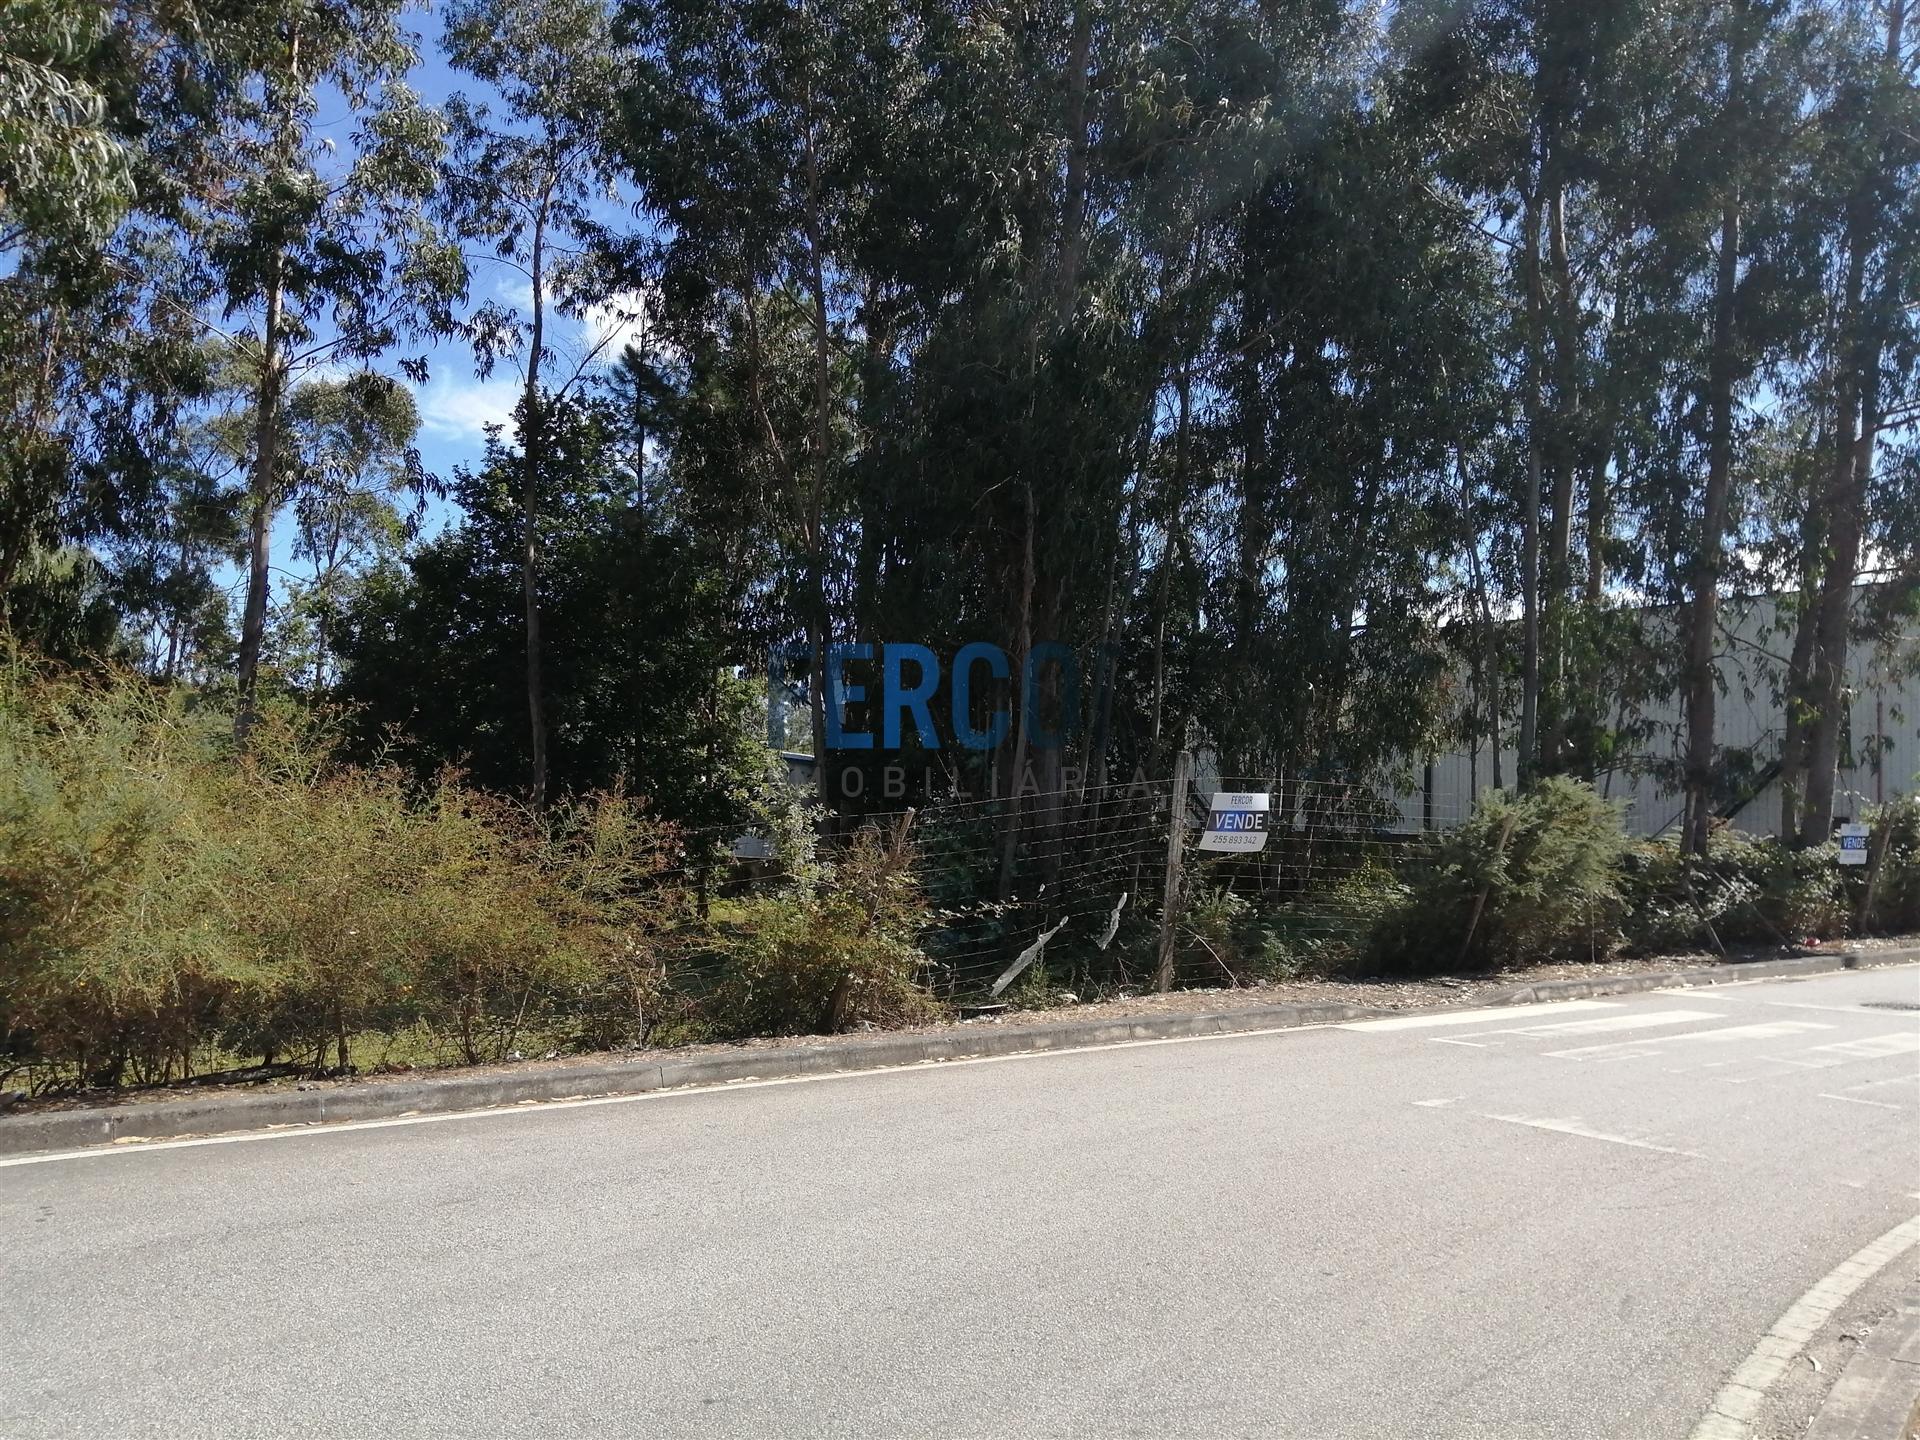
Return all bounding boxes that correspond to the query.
[1391,591,1919,838]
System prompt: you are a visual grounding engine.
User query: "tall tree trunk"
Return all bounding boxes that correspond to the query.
[1541,176,1579,771]
[522,208,549,811]
[1777,416,1826,840]
[1779,559,1819,841]
[1799,375,1876,843]
[1150,358,1193,757]
[1683,32,1745,857]
[1054,3,1091,316]
[1232,341,1268,774]
[1797,0,1906,845]
[802,117,834,808]
[1460,452,1503,792]
[1517,188,1545,783]
[235,246,286,744]
[997,481,1037,896]
[235,26,303,744]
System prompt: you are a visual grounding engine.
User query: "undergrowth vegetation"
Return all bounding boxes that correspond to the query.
[5,664,1917,1096]
[0,664,935,1094]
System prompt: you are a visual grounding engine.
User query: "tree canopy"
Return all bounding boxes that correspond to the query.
[2,0,1916,854]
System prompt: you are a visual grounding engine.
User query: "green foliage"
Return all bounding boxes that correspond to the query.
[1621,829,1859,951]
[701,828,941,1040]
[1369,778,1630,974]
[0,663,681,1086]
[1259,862,1414,979]
[335,394,766,834]
[3,0,1920,1085]
[1181,885,1260,982]
[0,0,133,244]
[1862,798,1920,934]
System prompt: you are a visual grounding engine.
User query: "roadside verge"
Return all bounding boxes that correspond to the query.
[1804,1286,1920,1440]
[4,947,1915,1157]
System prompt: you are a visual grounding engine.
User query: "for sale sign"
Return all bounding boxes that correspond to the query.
[1837,822,1870,865]
[1199,792,1271,853]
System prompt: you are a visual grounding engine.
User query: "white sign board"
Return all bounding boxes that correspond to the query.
[1837,822,1870,865]
[1199,791,1270,853]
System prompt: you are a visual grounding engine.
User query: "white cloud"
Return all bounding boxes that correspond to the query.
[417,372,522,442]
[579,288,654,365]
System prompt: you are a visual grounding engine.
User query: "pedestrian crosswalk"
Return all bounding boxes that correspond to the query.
[1545,1019,1831,1059]
[1339,987,1920,1106]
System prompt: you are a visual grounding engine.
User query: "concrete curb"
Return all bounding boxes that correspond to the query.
[4,946,1915,1157]
[1805,1288,1920,1440]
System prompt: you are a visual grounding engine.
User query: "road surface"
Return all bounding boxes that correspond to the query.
[5,967,1919,1438]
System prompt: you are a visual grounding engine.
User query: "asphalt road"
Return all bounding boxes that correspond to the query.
[5,967,1919,1440]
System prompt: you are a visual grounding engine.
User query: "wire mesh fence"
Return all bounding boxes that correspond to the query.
[582,759,1874,1034]
[632,769,1482,1011]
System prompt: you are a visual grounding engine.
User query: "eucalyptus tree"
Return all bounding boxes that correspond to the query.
[619,0,892,802]
[1388,0,1655,783]
[439,0,635,810]
[0,0,135,251]
[107,416,246,683]
[282,373,420,691]
[0,0,225,637]
[1609,0,1832,853]
[198,0,461,740]
[1784,0,1919,843]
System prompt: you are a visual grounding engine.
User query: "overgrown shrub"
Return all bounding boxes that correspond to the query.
[1181,885,1260,983]
[0,663,680,1089]
[702,827,943,1039]
[1619,829,1851,951]
[1265,861,1412,977]
[1182,861,1411,983]
[1857,798,1920,934]
[1367,777,1628,973]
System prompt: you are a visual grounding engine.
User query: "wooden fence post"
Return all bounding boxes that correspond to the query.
[1155,750,1194,992]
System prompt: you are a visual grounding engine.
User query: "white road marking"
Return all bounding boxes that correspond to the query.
[1479,1113,1703,1157]
[1339,1000,1617,1032]
[1413,1097,1462,1108]
[1501,1009,1726,1037]
[1834,1073,1920,1093]
[1429,1037,1497,1048]
[1732,1030,1920,1076]
[1547,1021,1832,1060]
[0,1020,1354,1169]
[1689,1213,1920,1440]
[1818,1092,1903,1110]
[1637,1020,1834,1044]
[1797,1031,1920,1061]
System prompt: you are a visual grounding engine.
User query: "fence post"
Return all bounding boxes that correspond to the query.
[1155,750,1194,992]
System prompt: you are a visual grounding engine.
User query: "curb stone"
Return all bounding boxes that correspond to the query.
[3,946,1915,1158]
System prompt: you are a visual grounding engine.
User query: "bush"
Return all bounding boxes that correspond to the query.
[1858,798,1920,934]
[1266,861,1413,977]
[1183,862,1411,983]
[1367,777,1628,973]
[702,827,943,1039]
[1181,885,1261,983]
[0,663,680,1089]
[1619,829,1851,952]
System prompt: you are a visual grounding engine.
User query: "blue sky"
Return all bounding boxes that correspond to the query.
[259,0,653,600]
[324,3,648,495]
